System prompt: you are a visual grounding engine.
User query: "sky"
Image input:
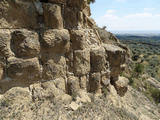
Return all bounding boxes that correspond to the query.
[90,0,160,32]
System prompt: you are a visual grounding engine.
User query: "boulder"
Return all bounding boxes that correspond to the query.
[69,102,80,111]
[73,49,90,76]
[114,76,129,97]
[7,57,41,83]
[64,7,79,29]
[30,80,67,101]
[53,77,66,92]
[76,90,91,103]
[70,30,89,50]
[80,75,88,90]
[42,55,66,80]
[90,47,108,72]
[103,44,126,80]
[89,72,101,94]
[54,94,72,104]
[10,30,40,58]
[42,29,70,54]
[0,0,38,29]
[64,7,87,28]
[0,29,13,58]
[43,3,63,29]
[67,76,80,95]
[3,87,32,107]
[97,28,119,44]
[41,80,65,97]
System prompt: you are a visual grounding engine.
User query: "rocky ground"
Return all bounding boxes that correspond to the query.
[0,84,159,120]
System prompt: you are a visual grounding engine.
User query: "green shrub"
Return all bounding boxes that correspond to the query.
[134,63,144,74]
[87,0,95,4]
[128,77,134,85]
[151,88,160,104]
[102,87,108,97]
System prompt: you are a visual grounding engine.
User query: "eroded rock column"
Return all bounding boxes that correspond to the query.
[0,0,129,98]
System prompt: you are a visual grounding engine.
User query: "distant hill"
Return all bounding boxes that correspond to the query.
[116,34,160,46]
[112,31,160,36]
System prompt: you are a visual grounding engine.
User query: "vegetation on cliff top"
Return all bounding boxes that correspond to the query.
[88,0,95,4]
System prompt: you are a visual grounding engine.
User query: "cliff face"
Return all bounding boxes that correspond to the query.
[0,0,129,95]
[0,0,134,119]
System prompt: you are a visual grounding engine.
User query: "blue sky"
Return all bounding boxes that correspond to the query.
[90,0,160,31]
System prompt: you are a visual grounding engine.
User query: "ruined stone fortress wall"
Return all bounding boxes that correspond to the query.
[0,0,128,97]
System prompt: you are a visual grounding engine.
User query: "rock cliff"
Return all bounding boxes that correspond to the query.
[0,0,129,96]
[0,0,149,119]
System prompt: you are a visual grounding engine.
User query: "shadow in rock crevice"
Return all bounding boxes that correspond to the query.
[40,0,48,3]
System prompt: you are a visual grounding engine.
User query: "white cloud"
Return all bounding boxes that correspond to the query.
[124,13,152,18]
[95,9,160,31]
[106,10,116,14]
[144,8,156,12]
[115,0,126,2]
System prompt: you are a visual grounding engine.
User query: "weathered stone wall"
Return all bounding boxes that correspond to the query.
[0,0,129,98]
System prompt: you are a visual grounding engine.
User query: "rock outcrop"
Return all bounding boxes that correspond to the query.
[0,0,130,118]
[0,0,129,97]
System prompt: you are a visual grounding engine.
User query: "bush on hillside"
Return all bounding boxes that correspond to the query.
[151,88,160,104]
[134,63,144,75]
[88,0,95,4]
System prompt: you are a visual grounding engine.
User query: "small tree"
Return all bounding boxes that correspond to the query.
[134,63,144,75]
[102,26,107,30]
[151,88,160,104]
[88,0,95,4]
